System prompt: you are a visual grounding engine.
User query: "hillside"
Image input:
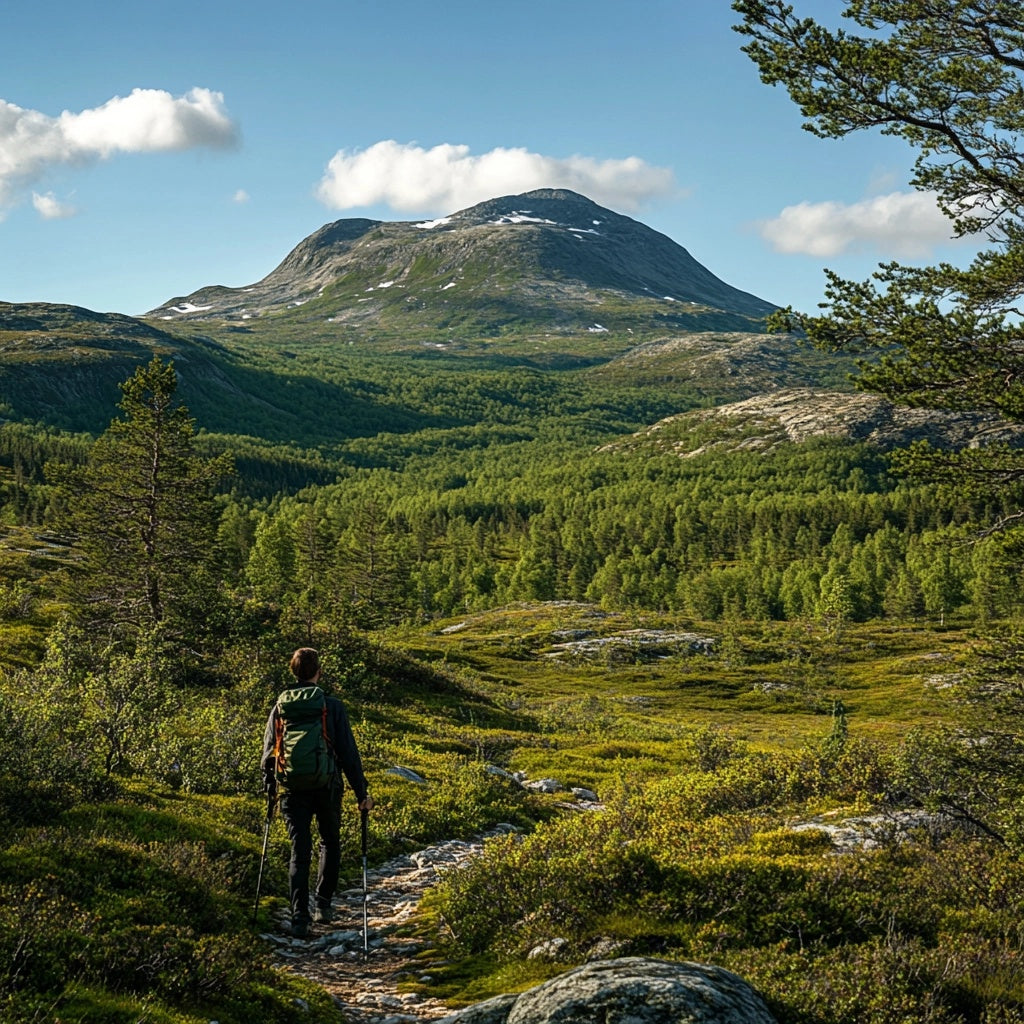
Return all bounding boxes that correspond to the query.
[0,192,817,448]
[607,387,1024,456]
[0,301,242,432]
[2,189,1012,474]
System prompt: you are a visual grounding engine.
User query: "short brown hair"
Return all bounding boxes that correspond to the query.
[289,647,320,681]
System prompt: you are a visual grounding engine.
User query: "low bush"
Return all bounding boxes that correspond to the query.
[0,692,115,826]
[0,789,344,1024]
[425,747,1024,1021]
[374,755,538,846]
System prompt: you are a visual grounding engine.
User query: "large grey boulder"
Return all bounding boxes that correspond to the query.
[437,957,777,1024]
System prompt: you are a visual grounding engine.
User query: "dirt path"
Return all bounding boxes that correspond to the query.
[262,830,512,1023]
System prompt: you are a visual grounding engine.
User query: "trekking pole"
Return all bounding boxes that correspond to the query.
[253,792,276,927]
[361,807,369,957]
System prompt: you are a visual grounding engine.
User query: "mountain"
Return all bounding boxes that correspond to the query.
[146,189,777,341]
[7,190,1007,462]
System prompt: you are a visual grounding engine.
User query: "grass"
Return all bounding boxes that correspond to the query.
[394,605,966,757]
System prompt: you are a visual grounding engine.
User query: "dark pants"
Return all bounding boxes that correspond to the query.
[280,778,342,924]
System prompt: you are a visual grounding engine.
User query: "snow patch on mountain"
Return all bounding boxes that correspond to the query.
[415,216,452,229]
[492,211,558,226]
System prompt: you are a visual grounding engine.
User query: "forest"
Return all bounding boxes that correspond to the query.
[4,345,1023,639]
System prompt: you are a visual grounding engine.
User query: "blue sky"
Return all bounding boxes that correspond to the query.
[2,0,977,318]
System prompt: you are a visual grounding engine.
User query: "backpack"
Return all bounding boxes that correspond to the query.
[272,685,337,791]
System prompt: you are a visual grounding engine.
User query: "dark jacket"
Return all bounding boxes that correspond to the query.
[261,688,369,801]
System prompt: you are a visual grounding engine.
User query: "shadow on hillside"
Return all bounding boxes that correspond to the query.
[177,358,460,447]
[0,345,462,444]
[355,643,535,733]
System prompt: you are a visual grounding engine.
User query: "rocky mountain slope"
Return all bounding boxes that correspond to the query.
[589,330,856,395]
[147,189,776,338]
[608,387,1024,456]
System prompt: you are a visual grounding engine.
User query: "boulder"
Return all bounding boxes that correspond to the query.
[524,777,563,793]
[437,957,777,1024]
[437,993,518,1024]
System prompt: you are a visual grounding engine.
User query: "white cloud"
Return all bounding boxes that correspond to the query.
[233,188,250,203]
[32,191,76,219]
[315,140,677,214]
[0,88,237,214]
[758,190,965,258]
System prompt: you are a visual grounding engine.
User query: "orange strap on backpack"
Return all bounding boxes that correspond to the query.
[273,711,285,770]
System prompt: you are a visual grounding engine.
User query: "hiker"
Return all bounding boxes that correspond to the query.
[262,647,373,937]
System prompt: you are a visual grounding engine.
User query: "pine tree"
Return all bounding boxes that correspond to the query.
[733,2,1024,497]
[53,357,232,639]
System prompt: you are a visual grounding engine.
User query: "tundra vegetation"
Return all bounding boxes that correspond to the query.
[2,5,1024,1022]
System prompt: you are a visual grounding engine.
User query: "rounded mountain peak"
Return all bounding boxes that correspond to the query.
[451,189,613,228]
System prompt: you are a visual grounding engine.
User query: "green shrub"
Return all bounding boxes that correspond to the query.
[427,775,1024,1020]
[725,935,1024,1024]
[0,790,344,1024]
[144,697,261,795]
[0,692,114,825]
[426,804,663,956]
[378,755,534,844]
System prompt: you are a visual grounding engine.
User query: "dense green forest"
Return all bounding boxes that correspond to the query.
[5,377,1022,636]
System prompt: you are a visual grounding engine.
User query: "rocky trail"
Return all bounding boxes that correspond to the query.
[260,828,516,1023]
[255,801,788,1024]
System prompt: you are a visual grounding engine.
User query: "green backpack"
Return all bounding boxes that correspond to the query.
[272,686,337,791]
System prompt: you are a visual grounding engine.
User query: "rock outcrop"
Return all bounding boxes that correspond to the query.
[436,958,778,1024]
[619,386,1024,454]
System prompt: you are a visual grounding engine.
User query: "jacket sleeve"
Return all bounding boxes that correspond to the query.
[260,707,278,781]
[328,698,369,801]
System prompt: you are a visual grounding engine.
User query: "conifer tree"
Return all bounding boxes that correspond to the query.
[733,1,1024,495]
[54,356,232,639]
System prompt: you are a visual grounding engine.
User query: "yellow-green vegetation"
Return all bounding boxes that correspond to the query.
[369,604,1024,1023]
[0,781,346,1024]
[0,627,548,1023]
[422,790,1024,1022]
[9,601,1016,1024]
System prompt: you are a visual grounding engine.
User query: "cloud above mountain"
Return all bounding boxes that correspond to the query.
[31,191,77,220]
[315,140,677,215]
[0,88,238,218]
[758,191,964,258]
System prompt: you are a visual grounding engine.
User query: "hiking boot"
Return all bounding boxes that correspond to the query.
[312,903,334,924]
[290,918,310,938]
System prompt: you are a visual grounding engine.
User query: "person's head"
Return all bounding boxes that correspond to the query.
[289,647,321,683]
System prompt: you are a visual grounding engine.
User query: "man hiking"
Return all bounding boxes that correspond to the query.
[262,647,373,938]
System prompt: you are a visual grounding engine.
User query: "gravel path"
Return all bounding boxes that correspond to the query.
[261,829,515,1023]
